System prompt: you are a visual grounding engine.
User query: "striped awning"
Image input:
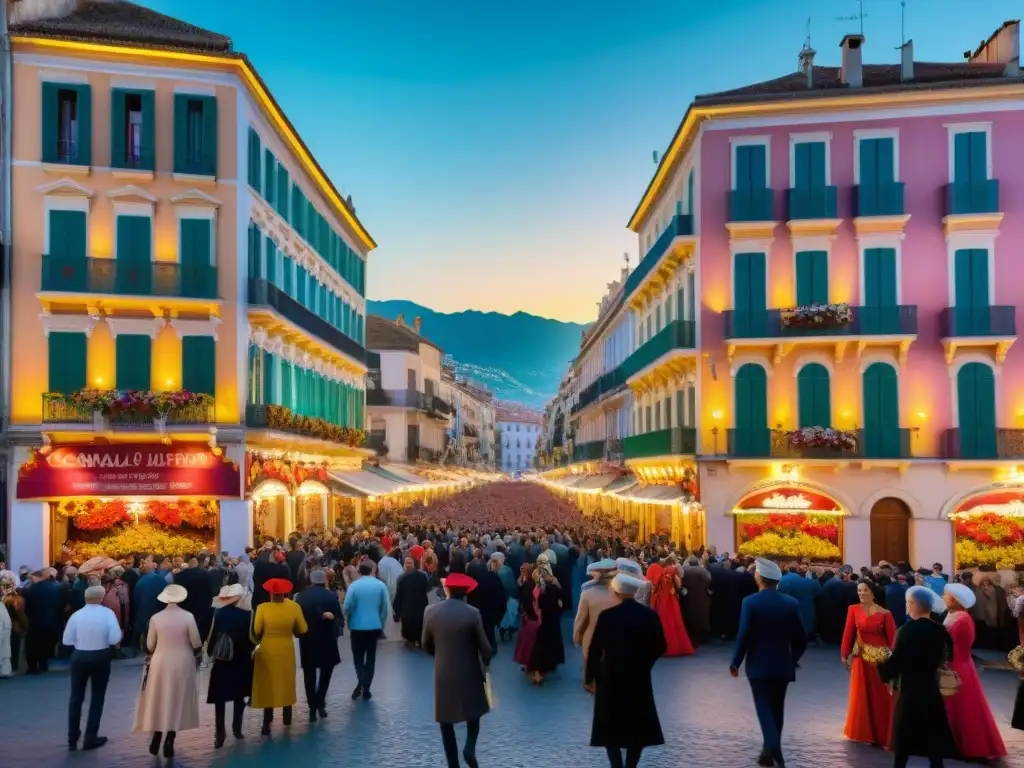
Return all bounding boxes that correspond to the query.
[327,470,406,497]
[573,473,620,490]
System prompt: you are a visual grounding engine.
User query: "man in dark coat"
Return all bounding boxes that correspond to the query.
[817,565,859,644]
[585,573,666,768]
[23,570,63,673]
[174,562,217,640]
[131,561,165,653]
[286,539,306,583]
[423,572,492,768]
[730,558,808,768]
[393,557,430,647]
[468,556,507,653]
[252,551,291,609]
[710,559,747,639]
[680,556,712,646]
[295,570,342,722]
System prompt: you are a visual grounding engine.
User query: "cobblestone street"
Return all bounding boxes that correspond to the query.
[1,626,1022,768]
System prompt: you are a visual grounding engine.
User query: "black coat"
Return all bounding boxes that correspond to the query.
[252,561,291,608]
[295,586,342,669]
[174,567,216,639]
[23,580,63,634]
[393,570,430,644]
[206,605,254,703]
[817,578,859,644]
[586,599,666,749]
[878,617,956,758]
[468,571,506,629]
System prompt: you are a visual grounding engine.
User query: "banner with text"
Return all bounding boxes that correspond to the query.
[16,445,242,500]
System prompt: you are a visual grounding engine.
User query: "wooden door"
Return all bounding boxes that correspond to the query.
[870,498,910,565]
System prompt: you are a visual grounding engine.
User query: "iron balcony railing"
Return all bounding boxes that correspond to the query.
[624,214,693,299]
[854,182,905,217]
[941,306,1016,338]
[621,320,696,379]
[572,365,626,414]
[724,306,918,340]
[942,428,1024,460]
[42,255,218,299]
[572,439,606,462]
[946,179,1000,216]
[248,278,365,362]
[366,388,449,417]
[726,427,912,460]
[622,427,697,460]
[729,187,774,222]
[42,394,214,427]
[41,397,92,424]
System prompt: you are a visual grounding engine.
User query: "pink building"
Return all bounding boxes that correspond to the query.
[626,22,1024,570]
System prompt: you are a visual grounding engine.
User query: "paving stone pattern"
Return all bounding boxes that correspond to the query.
[1,627,1022,768]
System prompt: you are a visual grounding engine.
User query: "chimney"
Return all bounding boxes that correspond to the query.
[840,34,865,88]
[900,39,914,82]
[799,46,817,88]
[395,313,405,328]
[413,316,422,334]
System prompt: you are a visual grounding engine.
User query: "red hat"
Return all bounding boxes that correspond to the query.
[274,551,286,564]
[263,578,293,595]
[442,573,477,592]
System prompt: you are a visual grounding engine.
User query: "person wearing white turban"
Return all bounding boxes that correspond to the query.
[729,558,807,768]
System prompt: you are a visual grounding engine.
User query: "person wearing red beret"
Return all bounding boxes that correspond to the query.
[250,578,307,735]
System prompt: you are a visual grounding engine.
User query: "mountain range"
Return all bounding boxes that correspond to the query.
[367,299,585,408]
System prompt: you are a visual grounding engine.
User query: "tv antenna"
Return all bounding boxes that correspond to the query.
[624,252,631,272]
[836,0,868,35]
[803,17,812,51]
[899,1,907,47]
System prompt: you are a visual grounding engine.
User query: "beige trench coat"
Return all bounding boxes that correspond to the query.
[133,604,202,732]
[573,582,618,666]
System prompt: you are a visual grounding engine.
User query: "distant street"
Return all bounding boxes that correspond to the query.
[1,629,1022,767]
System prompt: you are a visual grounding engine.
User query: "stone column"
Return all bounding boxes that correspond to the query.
[320,493,329,530]
[219,500,253,555]
[912,518,954,569]
[284,495,296,535]
[354,498,364,526]
[9,501,50,570]
[843,516,871,570]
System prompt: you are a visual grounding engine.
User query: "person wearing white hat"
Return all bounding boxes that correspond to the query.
[615,558,650,607]
[585,572,666,768]
[63,584,122,751]
[206,584,253,748]
[729,558,807,768]
[941,582,1007,759]
[133,584,203,759]
[573,559,618,671]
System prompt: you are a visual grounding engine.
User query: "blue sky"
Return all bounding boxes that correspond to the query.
[144,0,1020,322]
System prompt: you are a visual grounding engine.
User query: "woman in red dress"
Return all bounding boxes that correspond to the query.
[648,557,694,657]
[840,579,896,747]
[942,583,1007,760]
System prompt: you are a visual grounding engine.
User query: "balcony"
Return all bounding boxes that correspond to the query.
[726,427,912,461]
[605,438,624,462]
[854,182,905,218]
[940,306,1016,364]
[622,320,696,384]
[572,439,606,462]
[244,404,362,448]
[463,423,479,439]
[42,393,214,428]
[946,179,1000,216]
[942,428,1024,461]
[729,188,774,223]
[367,388,451,418]
[624,214,694,307]
[247,278,365,365]
[623,427,696,460]
[572,365,626,415]
[787,186,838,220]
[41,255,218,300]
[408,445,442,463]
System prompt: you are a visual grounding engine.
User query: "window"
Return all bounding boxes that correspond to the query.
[182,336,216,396]
[952,249,992,335]
[732,252,767,336]
[733,364,769,457]
[952,130,989,185]
[173,94,217,177]
[956,363,997,459]
[42,83,92,166]
[795,251,828,305]
[797,363,831,428]
[247,128,262,189]
[58,89,79,163]
[792,141,827,189]
[730,140,769,220]
[115,334,152,391]
[862,363,901,459]
[48,332,87,395]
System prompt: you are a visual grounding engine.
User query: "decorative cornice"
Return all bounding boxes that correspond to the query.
[105,316,164,339]
[170,188,222,207]
[942,212,1004,239]
[726,221,778,241]
[35,176,94,197]
[169,317,221,340]
[39,311,99,337]
[786,218,843,237]
[853,214,911,237]
[108,185,157,204]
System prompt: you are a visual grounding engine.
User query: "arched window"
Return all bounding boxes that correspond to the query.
[957,362,997,458]
[797,362,831,428]
[862,362,901,458]
[733,363,768,457]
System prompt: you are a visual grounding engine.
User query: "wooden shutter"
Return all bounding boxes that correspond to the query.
[181,336,215,395]
[265,236,277,285]
[291,185,303,233]
[115,334,152,391]
[140,89,155,170]
[859,138,878,188]
[49,210,86,259]
[180,219,211,266]
[263,351,277,404]
[795,251,828,305]
[201,96,218,176]
[48,331,87,394]
[172,94,188,174]
[863,248,897,307]
[875,137,894,184]
[41,82,59,163]
[958,362,996,458]
[264,149,275,204]
[862,362,900,458]
[797,363,831,428]
[248,128,261,188]
[968,132,987,184]
[110,88,127,168]
[277,164,289,220]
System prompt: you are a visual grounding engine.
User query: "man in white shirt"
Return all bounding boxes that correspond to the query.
[63,585,121,752]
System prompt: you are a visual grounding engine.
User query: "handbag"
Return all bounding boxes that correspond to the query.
[937,664,961,697]
[210,614,234,662]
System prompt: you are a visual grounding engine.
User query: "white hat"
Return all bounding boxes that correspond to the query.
[945,583,976,610]
[611,573,643,596]
[213,584,244,607]
[907,585,945,614]
[615,558,642,577]
[158,584,188,604]
[755,558,783,581]
[587,558,617,574]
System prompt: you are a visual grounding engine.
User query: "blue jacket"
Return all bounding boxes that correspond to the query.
[731,588,808,681]
[343,576,389,631]
[778,572,821,636]
[884,583,908,627]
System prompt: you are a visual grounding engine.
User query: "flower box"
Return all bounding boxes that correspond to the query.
[953,511,1024,568]
[736,512,843,562]
[781,303,853,329]
[786,426,857,452]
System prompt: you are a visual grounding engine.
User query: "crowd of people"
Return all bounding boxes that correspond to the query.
[0,481,1021,767]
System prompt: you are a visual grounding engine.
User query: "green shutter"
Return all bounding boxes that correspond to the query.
[795,251,828,305]
[179,219,211,266]
[41,82,59,163]
[201,96,218,176]
[115,334,152,391]
[797,363,831,428]
[116,216,150,262]
[859,138,878,188]
[140,89,155,170]
[958,363,997,459]
[968,132,987,184]
[291,185,303,232]
[172,94,188,174]
[876,138,894,184]
[48,210,86,259]
[182,336,215,395]
[862,362,900,458]
[248,128,261,188]
[264,150,275,204]
[277,164,289,220]
[863,248,897,307]
[73,84,92,166]
[954,249,990,334]
[263,351,277,404]
[265,236,277,284]
[734,363,768,455]
[47,331,87,394]
[110,88,127,169]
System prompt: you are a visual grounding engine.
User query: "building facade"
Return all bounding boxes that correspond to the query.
[5,0,375,567]
[623,22,1024,568]
[497,402,543,472]
[446,372,496,468]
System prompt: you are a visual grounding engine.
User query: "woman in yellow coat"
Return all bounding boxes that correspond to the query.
[251,578,307,735]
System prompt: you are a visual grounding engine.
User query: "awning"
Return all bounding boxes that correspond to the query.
[604,476,637,494]
[328,470,406,497]
[633,485,684,502]
[375,464,431,485]
[364,464,416,486]
[573,473,619,490]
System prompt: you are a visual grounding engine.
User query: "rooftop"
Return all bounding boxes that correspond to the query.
[366,315,442,354]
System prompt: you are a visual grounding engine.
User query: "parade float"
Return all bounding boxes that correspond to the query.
[734,488,844,563]
[949,491,1024,568]
[57,499,218,559]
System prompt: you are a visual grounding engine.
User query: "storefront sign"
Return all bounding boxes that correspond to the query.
[16,445,241,499]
